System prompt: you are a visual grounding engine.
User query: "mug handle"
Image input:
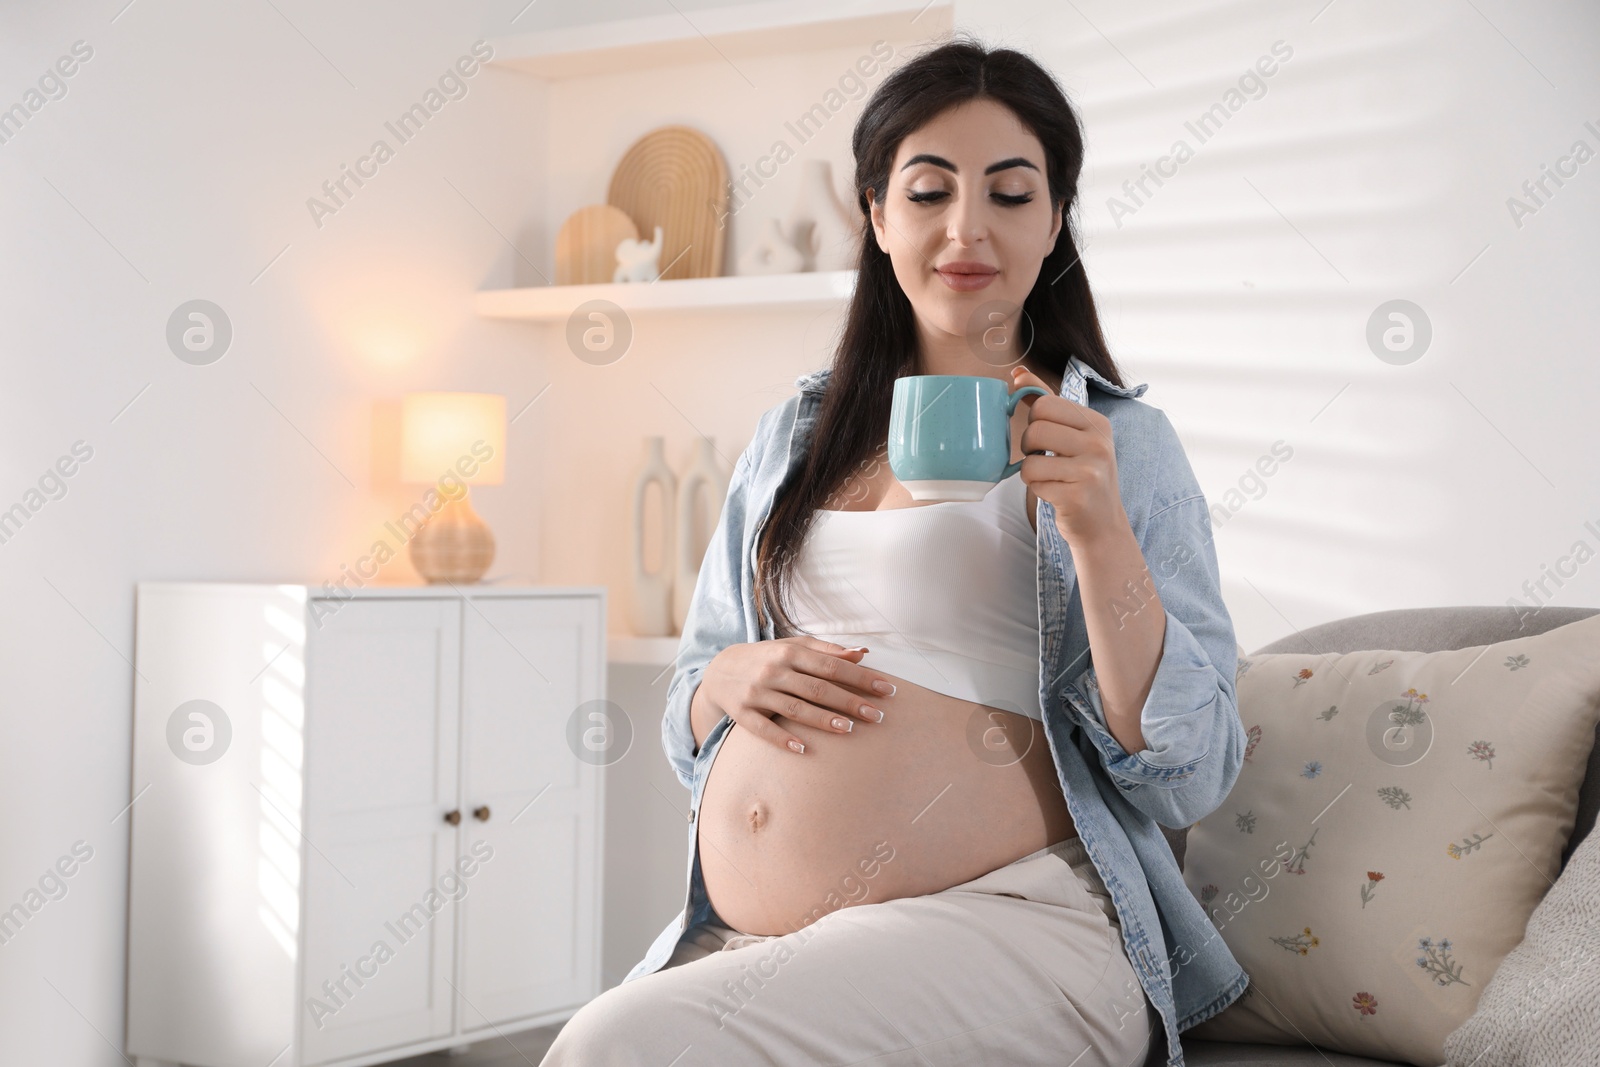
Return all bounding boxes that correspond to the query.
[1002,386,1050,479]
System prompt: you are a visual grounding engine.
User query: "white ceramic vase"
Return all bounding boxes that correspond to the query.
[737,217,806,275]
[672,436,729,633]
[785,159,858,272]
[631,436,677,637]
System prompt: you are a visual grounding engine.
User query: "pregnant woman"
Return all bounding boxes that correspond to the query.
[544,38,1248,1067]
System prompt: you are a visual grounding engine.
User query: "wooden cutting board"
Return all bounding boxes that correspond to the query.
[554,204,639,285]
[607,126,728,280]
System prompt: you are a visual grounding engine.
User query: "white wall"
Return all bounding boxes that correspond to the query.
[956,0,1600,651]
[2,0,1597,1062]
[0,2,550,1062]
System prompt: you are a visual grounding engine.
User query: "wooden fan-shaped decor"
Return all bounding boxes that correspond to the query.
[607,126,729,281]
[555,204,638,285]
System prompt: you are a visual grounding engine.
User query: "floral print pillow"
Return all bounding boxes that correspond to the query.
[1187,614,1600,1067]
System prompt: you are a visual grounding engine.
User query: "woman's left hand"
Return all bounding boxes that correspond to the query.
[1010,365,1131,548]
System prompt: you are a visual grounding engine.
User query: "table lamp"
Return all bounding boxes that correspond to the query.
[400,391,506,583]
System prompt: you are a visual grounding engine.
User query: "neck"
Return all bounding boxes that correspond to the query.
[911,309,1062,394]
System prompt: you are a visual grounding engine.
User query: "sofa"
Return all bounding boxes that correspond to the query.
[1160,605,1600,1067]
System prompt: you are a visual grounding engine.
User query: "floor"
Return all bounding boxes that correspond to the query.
[383,1024,565,1067]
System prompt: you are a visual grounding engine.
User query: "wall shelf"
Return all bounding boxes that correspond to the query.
[488,0,952,80]
[475,269,856,321]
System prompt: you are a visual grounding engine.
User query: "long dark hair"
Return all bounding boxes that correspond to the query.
[755,36,1126,637]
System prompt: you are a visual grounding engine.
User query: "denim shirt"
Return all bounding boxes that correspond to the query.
[624,355,1249,1066]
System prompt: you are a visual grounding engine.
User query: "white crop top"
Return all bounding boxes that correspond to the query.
[785,471,1045,721]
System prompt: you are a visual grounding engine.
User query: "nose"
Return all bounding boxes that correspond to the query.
[946,182,988,247]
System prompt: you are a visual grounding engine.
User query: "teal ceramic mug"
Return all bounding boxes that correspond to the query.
[888,375,1049,502]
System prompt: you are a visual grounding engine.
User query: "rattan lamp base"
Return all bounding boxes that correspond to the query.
[409,489,496,583]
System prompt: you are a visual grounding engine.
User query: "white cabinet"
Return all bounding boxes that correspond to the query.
[126,584,606,1067]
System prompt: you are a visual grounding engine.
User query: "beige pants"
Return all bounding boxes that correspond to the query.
[541,835,1160,1066]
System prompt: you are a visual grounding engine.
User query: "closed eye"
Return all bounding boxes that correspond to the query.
[906,190,1035,205]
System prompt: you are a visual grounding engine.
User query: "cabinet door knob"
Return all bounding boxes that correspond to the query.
[473,805,491,822]
[444,809,462,826]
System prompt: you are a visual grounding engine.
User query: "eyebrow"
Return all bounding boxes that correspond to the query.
[900,153,1040,175]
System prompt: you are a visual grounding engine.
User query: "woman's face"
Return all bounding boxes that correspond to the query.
[868,97,1062,356]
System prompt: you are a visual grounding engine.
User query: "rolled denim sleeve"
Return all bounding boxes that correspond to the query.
[1062,446,1245,829]
[661,443,758,791]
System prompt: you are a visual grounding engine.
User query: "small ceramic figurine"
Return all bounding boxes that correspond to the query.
[614,226,664,283]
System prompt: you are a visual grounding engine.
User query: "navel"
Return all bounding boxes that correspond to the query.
[746,801,770,832]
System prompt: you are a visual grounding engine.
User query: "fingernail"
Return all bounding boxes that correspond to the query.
[831,717,853,732]
[788,739,805,754]
[872,680,896,696]
[859,704,884,722]
[845,645,869,653]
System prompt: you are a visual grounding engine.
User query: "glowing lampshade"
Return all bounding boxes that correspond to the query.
[400,392,506,486]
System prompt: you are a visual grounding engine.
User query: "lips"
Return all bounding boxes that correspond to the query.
[935,261,998,292]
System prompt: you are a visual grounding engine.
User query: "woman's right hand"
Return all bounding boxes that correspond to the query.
[699,636,897,754]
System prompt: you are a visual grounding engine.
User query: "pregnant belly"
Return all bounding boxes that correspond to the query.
[697,667,1078,936]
